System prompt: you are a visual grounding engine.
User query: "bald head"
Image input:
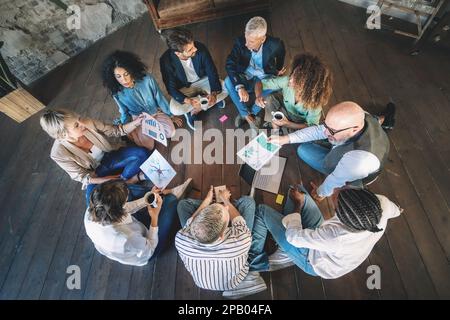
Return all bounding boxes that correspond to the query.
[326,101,365,128]
[323,101,365,144]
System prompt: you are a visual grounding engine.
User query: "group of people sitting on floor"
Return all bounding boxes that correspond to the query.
[39,16,400,298]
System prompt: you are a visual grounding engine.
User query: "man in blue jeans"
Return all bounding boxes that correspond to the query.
[225,16,285,129]
[268,101,390,202]
[252,184,324,274]
[175,186,269,299]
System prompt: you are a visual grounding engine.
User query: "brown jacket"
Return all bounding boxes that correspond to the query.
[50,118,130,190]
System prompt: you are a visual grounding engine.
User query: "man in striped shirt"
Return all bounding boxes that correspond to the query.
[175,186,268,299]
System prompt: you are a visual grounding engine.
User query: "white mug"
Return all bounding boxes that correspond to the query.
[271,111,285,121]
[199,96,209,110]
[144,192,158,208]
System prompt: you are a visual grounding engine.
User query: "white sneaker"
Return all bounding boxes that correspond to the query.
[216,100,226,109]
[268,248,295,272]
[222,271,267,299]
[170,178,192,200]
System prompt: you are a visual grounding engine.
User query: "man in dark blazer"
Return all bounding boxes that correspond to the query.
[160,28,228,130]
[225,16,286,129]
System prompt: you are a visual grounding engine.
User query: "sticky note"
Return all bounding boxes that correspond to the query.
[276,194,284,205]
[219,115,228,122]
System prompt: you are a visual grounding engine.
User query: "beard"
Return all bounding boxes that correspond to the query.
[329,137,349,146]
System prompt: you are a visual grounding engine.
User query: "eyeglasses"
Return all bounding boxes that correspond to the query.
[321,121,358,136]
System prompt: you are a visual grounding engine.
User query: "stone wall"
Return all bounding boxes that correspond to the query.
[0,0,147,85]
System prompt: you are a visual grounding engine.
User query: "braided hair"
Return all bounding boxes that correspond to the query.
[88,180,129,226]
[336,189,383,233]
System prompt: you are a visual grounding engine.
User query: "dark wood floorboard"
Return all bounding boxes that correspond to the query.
[1,0,449,299]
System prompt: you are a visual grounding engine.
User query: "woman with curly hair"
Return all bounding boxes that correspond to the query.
[255,53,333,130]
[102,50,183,150]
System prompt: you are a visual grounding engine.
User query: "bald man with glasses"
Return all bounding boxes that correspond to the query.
[269,101,390,201]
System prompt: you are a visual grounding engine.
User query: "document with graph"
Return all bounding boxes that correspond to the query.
[142,113,167,146]
[237,132,281,171]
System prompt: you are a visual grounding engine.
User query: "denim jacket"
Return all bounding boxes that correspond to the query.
[113,74,171,124]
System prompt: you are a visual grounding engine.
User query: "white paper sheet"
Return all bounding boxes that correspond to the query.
[237,132,281,171]
[140,150,176,189]
[141,113,167,146]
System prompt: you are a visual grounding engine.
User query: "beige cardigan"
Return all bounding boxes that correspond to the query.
[50,118,130,190]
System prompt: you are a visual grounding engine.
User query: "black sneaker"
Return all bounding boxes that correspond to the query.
[184,112,198,131]
[378,102,396,130]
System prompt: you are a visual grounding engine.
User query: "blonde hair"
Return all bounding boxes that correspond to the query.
[40,109,79,140]
[190,203,228,244]
[245,16,267,38]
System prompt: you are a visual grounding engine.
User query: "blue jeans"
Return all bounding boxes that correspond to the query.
[85,146,151,205]
[297,142,333,175]
[224,76,273,117]
[149,194,179,258]
[177,196,267,271]
[131,191,179,258]
[253,185,324,276]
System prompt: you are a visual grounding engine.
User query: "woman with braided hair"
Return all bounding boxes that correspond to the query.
[336,188,385,233]
[253,187,402,279]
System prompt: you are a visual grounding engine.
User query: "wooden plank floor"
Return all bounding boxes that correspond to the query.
[1,0,449,299]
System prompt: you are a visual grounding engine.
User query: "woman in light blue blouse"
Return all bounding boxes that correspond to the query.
[255,53,333,131]
[102,50,183,150]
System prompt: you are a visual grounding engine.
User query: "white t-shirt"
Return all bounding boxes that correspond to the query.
[283,194,401,279]
[179,57,200,83]
[89,145,104,163]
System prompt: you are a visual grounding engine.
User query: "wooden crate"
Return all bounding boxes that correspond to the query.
[0,87,45,123]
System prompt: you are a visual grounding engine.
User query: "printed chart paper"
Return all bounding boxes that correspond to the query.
[140,150,176,189]
[237,132,281,171]
[142,113,167,146]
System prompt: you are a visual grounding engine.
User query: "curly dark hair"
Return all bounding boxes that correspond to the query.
[101,50,147,95]
[290,53,333,110]
[88,180,129,226]
[336,189,383,233]
[161,27,194,52]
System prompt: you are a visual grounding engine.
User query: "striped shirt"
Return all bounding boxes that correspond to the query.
[175,216,252,291]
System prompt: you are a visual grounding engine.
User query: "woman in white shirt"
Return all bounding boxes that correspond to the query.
[84,180,179,266]
[255,187,402,279]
